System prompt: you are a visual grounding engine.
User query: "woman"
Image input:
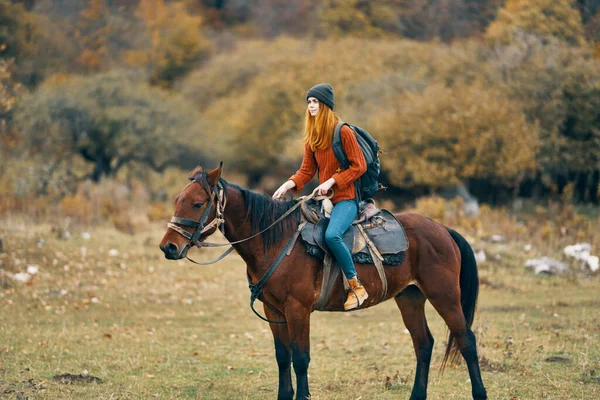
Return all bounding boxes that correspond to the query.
[272,83,368,310]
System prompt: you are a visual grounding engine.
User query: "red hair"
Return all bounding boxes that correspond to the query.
[303,103,339,151]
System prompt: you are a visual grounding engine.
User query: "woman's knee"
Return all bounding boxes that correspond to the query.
[324,229,342,245]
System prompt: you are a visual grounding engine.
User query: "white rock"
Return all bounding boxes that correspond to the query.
[564,243,592,260]
[26,265,39,275]
[525,257,569,275]
[82,232,91,240]
[12,273,32,283]
[108,249,119,257]
[585,255,599,272]
[524,244,532,252]
[475,250,487,263]
[491,235,504,242]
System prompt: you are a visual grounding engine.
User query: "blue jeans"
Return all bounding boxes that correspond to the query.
[324,199,358,280]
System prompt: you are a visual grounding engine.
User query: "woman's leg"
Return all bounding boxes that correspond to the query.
[324,200,358,279]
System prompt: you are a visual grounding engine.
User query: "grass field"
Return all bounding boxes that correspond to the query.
[1,215,599,399]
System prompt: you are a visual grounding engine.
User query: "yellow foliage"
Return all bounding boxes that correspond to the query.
[373,82,539,187]
[0,59,22,122]
[147,203,171,222]
[75,0,111,72]
[539,221,555,240]
[133,0,212,85]
[111,212,150,235]
[60,195,94,222]
[486,0,586,46]
[411,196,449,221]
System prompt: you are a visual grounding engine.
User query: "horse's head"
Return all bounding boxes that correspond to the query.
[159,163,223,260]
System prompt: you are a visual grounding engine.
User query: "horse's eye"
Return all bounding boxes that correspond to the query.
[193,202,204,209]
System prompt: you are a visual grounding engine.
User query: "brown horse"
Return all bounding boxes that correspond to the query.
[159,164,487,400]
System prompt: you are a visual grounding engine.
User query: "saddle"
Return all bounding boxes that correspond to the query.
[299,199,408,265]
[294,198,409,311]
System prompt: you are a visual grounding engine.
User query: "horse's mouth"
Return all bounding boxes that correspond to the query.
[161,243,189,260]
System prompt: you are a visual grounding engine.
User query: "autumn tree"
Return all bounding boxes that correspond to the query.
[492,41,600,202]
[372,82,539,189]
[486,0,587,46]
[14,70,210,182]
[0,58,22,127]
[125,0,212,86]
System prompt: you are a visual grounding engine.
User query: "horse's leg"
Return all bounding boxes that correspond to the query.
[395,285,434,400]
[423,284,487,400]
[265,306,294,400]
[285,299,311,400]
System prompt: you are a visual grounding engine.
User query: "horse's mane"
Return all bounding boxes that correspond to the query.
[193,172,300,249]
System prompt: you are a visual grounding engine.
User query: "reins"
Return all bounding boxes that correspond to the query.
[167,180,332,324]
[181,190,316,265]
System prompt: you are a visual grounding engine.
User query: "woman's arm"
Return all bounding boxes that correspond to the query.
[289,143,318,193]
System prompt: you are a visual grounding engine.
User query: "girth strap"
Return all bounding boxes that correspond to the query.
[315,254,339,310]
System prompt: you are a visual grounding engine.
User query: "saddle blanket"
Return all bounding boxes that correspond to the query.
[300,209,408,265]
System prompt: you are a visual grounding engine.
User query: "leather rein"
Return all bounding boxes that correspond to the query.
[166,180,321,324]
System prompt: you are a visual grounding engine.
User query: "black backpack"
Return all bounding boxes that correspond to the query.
[332,121,382,200]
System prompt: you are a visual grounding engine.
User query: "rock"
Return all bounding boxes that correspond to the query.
[12,272,32,284]
[439,183,480,217]
[26,265,39,275]
[475,250,487,263]
[491,235,504,243]
[564,243,592,259]
[108,249,119,257]
[524,244,532,252]
[525,257,569,275]
[82,232,91,240]
[585,255,599,273]
[564,243,599,272]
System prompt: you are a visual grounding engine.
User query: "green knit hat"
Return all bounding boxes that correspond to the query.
[306,83,334,110]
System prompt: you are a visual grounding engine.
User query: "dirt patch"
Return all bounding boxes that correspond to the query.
[52,374,103,384]
[544,356,571,363]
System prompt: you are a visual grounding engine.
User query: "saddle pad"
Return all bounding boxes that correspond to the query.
[300,209,408,265]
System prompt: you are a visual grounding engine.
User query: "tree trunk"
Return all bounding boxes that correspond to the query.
[575,172,589,203]
[91,153,112,182]
[590,170,599,204]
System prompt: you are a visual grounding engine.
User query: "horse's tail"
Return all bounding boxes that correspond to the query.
[441,228,479,371]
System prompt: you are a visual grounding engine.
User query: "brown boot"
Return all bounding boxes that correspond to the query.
[344,277,369,310]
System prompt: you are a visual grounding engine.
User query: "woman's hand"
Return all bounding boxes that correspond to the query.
[272,180,296,199]
[312,178,335,196]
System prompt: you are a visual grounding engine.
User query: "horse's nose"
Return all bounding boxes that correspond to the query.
[163,242,179,259]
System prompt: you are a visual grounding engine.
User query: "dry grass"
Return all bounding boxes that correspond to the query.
[1,200,599,399]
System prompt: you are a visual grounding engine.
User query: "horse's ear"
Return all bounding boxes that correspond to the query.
[189,163,204,180]
[207,162,223,186]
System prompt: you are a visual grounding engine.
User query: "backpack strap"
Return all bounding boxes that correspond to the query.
[333,121,362,203]
[332,121,350,169]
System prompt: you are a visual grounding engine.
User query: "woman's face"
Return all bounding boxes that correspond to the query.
[307,97,319,117]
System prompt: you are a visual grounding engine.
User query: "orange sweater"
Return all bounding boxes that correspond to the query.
[289,125,367,203]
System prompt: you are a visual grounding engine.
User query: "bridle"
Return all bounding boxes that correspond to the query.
[166,178,328,324]
[167,180,227,257]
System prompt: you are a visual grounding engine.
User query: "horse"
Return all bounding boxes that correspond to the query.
[159,164,487,400]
